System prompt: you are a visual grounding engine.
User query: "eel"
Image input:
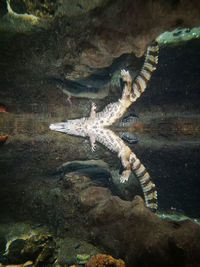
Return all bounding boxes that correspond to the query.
[49,41,159,211]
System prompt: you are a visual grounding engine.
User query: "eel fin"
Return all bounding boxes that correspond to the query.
[119,131,139,144]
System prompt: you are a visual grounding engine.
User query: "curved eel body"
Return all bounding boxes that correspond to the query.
[50,41,159,211]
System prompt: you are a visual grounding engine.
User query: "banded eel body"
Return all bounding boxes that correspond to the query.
[129,151,157,211]
[49,40,159,211]
[120,40,158,211]
[130,40,158,102]
[95,40,158,210]
[94,41,159,126]
[93,127,157,211]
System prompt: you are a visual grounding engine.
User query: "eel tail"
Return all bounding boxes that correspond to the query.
[130,152,158,212]
[130,40,159,102]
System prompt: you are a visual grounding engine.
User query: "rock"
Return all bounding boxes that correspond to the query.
[79,186,200,267]
[1,171,200,267]
[1,233,56,266]
[1,239,26,264]
[0,0,200,266]
[53,159,114,190]
[1,0,200,80]
[56,237,102,266]
[22,233,56,266]
[80,186,112,210]
[0,235,6,255]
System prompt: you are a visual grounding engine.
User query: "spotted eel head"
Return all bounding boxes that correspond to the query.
[49,118,86,136]
[49,122,70,133]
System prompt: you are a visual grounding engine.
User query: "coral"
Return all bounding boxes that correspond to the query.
[86,254,125,267]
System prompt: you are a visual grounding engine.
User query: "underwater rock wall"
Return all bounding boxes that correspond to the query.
[1,172,200,266]
[80,186,200,267]
[1,0,200,80]
[0,1,200,266]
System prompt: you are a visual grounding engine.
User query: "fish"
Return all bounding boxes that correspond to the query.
[0,135,8,145]
[77,3,84,10]
[74,243,81,249]
[0,104,7,113]
[119,113,139,127]
[119,131,139,144]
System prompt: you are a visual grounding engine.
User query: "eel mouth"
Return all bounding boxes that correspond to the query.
[49,123,66,133]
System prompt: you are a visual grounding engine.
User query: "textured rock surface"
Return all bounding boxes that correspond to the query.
[79,186,200,266]
[0,232,56,266]
[1,173,200,266]
[0,1,200,266]
[1,0,200,79]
